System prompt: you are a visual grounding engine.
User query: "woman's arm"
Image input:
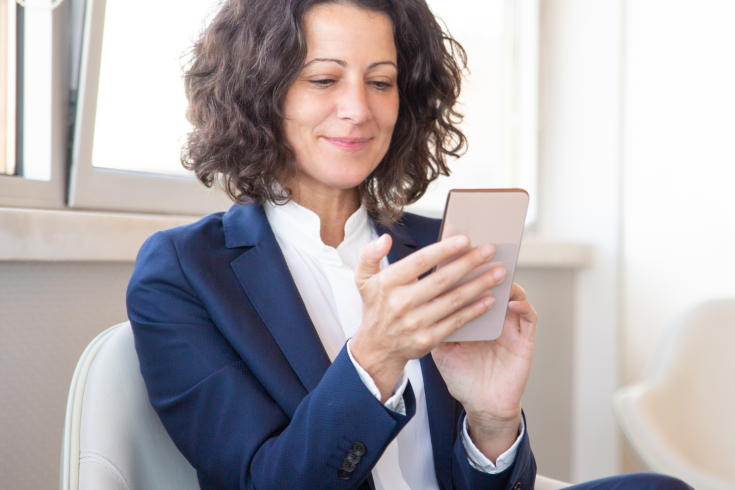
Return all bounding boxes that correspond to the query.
[350,228,537,487]
[127,230,415,490]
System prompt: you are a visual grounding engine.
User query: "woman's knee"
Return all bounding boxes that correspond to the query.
[567,472,692,490]
[628,472,692,490]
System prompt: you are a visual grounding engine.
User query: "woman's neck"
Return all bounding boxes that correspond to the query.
[290,181,361,249]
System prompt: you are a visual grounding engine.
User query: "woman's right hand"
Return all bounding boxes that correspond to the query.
[349,233,507,402]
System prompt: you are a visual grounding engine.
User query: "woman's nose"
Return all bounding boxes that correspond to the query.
[336,82,372,125]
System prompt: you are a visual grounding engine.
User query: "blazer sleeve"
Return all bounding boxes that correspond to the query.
[127,231,416,490]
[452,412,536,490]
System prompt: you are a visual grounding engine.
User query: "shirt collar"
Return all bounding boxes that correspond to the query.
[264,200,373,269]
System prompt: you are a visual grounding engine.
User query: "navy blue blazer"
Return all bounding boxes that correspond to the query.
[126,203,536,490]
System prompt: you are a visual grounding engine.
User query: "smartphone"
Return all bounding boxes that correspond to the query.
[437,189,529,342]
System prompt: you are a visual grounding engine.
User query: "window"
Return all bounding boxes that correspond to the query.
[1,0,538,219]
[91,0,219,178]
[409,0,539,226]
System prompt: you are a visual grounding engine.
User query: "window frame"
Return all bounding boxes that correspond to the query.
[0,0,17,177]
[0,1,67,209]
[506,0,540,227]
[68,0,229,215]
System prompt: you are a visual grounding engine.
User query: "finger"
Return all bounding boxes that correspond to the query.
[508,283,527,302]
[431,295,495,343]
[355,234,392,287]
[507,301,537,339]
[410,244,500,305]
[508,300,537,325]
[381,235,473,287]
[508,300,532,315]
[415,266,505,326]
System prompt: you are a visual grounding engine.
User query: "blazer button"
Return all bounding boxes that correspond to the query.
[346,450,361,464]
[512,482,522,490]
[338,469,352,480]
[341,459,357,472]
[351,442,367,457]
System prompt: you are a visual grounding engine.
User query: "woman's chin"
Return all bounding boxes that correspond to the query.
[311,168,376,191]
[324,177,369,191]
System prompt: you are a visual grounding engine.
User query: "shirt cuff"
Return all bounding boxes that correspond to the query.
[461,414,525,474]
[346,339,408,415]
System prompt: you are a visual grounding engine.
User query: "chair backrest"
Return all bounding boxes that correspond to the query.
[60,322,199,490]
[614,298,735,489]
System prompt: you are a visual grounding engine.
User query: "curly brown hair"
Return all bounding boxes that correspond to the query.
[182,0,467,224]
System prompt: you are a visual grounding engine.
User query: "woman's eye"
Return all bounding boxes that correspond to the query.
[310,79,336,88]
[370,81,394,91]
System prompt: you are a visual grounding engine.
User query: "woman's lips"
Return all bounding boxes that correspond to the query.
[323,137,372,151]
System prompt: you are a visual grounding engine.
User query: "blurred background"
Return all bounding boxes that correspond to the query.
[1,0,734,489]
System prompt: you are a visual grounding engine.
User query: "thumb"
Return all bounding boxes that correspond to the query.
[355,234,392,286]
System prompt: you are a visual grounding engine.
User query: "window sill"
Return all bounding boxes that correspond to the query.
[0,207,593,267]
[0,207,198,262]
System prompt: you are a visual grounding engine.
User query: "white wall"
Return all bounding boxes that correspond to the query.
[539,0,735,480]
[0,262,134,490]
[622,0,735,383]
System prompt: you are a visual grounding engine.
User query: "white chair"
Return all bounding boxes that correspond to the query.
[61,322,569,490]
[614,299,735,490]
[60,322,199,490]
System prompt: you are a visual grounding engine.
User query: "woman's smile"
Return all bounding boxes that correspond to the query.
[321,136,373,151]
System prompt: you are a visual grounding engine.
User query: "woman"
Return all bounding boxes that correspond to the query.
[127,1,690,489]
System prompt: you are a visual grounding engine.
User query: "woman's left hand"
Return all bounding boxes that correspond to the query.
[431,283,536,463]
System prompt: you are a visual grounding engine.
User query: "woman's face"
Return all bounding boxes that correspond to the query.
[283,3,399,196]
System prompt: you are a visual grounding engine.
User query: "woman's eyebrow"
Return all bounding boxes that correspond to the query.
[303,58,347,67]
[302,59,397,70]
[367,61,398,70]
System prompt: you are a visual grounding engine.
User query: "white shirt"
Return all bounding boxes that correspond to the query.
[264,200,523,489]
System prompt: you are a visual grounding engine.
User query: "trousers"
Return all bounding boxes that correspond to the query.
[565,472,692,490]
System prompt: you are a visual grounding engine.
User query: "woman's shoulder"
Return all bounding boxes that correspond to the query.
[157,210,228,247]
[127,210,241,318]
[133,211,230,275]
[132,203,272,281]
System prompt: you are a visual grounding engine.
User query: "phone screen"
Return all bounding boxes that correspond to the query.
[437,189,529,342]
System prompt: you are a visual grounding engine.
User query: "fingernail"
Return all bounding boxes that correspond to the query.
[493,268,506,281]
[483,296,496,308]
[375,235,387,249]
[454,235,469,249]
[481,244,494,259]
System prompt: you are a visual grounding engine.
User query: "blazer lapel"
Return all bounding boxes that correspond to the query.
[421,355,457,490]
[374,219,417,263]
[225,203,331,394]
